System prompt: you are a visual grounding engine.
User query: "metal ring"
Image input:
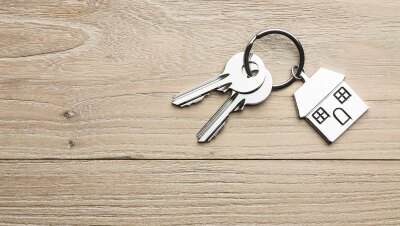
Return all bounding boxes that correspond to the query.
[291,65,305,80]
[243,29,305,90]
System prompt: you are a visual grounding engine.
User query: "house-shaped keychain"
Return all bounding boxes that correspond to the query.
[294,68,368,143]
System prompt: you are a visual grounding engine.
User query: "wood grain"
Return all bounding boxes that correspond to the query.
[0,0,399,159]
[0,0,400,159]
[0,160,399,225]
[0,1,400,224]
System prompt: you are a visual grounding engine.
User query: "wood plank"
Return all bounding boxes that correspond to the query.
[0,160,399,225]
[0,0,399,159]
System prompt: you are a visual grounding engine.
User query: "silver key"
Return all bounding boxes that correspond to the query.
[172,52,266,107]
[197,65,273,142]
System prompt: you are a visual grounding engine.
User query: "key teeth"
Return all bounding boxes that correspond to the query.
[173,93,209,107]
[180,95,206,107]
[216,84,231,93]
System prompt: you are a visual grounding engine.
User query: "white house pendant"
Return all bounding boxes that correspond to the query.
[294,68,368,143]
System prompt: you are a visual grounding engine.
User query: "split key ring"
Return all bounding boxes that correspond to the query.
[243,29,305,90]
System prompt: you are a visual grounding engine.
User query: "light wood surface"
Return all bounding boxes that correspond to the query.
[0,0,399,224]
[0,0,399,159]
[1,160,400,225]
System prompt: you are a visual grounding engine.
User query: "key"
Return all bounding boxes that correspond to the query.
[197,67,273,142]
[172,52,267,107]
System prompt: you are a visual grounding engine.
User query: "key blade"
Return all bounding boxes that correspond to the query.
[172,73,231,107]
[179,95,205,107]
[197,93,245,142]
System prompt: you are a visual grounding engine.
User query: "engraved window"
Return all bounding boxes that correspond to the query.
[312,107,329,124]
[334,87,351,104]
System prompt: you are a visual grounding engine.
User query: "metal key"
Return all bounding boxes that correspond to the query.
[197,65,272,142]
[172,52,266,107]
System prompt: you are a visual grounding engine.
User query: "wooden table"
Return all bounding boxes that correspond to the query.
[1,1,399,225]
